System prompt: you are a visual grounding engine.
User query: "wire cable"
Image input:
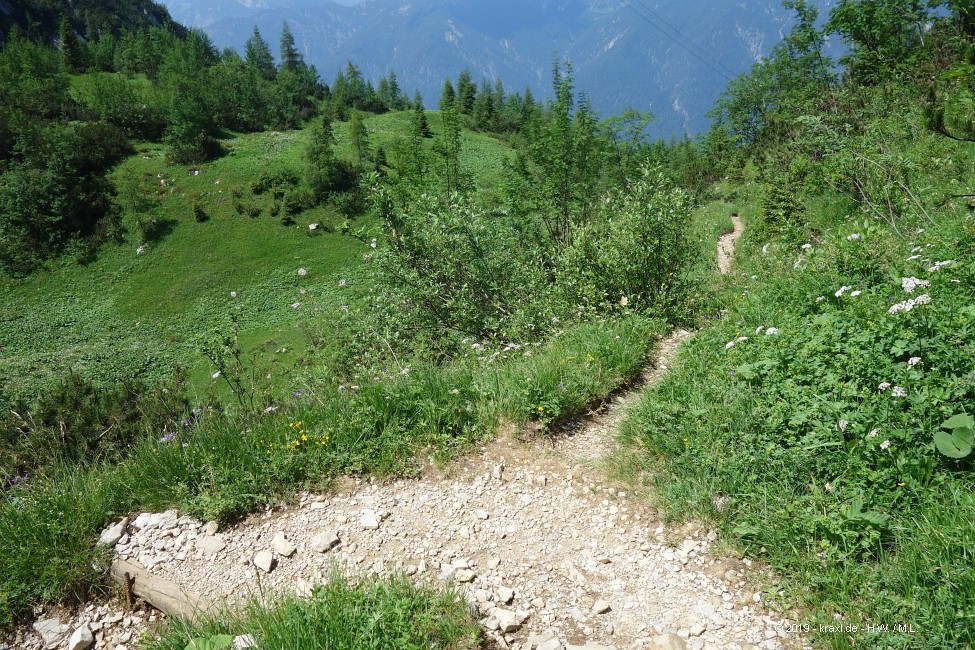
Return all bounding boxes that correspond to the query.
[619,0,737,81]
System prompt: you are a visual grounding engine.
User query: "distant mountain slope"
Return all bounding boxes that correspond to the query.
[158,0,837,137]
[0,0,185,43]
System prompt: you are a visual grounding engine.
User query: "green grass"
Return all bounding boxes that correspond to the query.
[0,314,658,626]
[0,111,515,404]
[146,572,482,650]
[620,172,975,648]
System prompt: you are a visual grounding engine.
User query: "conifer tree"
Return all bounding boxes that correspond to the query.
[279,22,301,73]
[349,109,371,168]
[58,17,84,72]
[439,79,456,111]
[245,26,276,80]
[456,69,476,115]
[412,91,431,137]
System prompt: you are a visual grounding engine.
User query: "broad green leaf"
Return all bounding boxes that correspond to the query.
[934,430,973,459]
[942,414,975,431]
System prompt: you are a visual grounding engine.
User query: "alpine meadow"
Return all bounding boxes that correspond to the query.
[0,1,973,649]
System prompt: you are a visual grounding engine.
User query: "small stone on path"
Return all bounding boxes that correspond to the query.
[253,551,275,573]
[67,625,94,650]
[310,531,340,553]
[360,509,380,530]
[272,532,297,557]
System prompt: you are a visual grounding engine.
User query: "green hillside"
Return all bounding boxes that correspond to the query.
[1,2,974,648]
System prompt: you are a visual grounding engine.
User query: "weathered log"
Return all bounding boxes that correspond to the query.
[109,558,217,623]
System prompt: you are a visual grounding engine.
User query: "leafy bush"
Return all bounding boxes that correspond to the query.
[560,166,694,318]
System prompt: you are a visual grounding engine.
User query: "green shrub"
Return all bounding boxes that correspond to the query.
[1,370,189,482]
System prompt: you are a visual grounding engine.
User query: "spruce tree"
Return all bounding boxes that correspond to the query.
[58,17,84,72]
[439,79,456,111]
[412,91,431,137]
[279,22,301,73]
[245,26,276,80]
[348,109,371,169]
[456,69,476,115]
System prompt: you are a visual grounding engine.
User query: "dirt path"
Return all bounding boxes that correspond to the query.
[8,213,803,650]
[717,214,745,275]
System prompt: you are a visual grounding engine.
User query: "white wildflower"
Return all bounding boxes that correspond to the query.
[838,419,849,432]
[736,336,748,343]
[878,382,891,391]
[794,256,805,270]
[211,371,221,379]
[901,277,929,293]
[914,294,931,306]
[762,244,770,256]
[297,268,307,276]
[801,243,813,250]
[850,290,862,297]
[927,260,952,272]
[136,245,147,255]
[230,291,237,298]
[892,386,907,397]
[449,389,459,394]
[725,340,736,350]
[846,233,861,241]
[880,440,891,450]
[816,296,825,303]
[906,254,922,261]
[835,285,852,298]
[290,302,301,309]
[370,238,377,249]
[907,357,922,367]
[264,405,277,412]
[868,428,879,438]
[765,327,779,336]
[756,326,765,334]
[619,296,629,307]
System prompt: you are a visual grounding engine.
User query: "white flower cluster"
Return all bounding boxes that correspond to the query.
[901,277,930,293]
[725,336,749,350]
[835,285,852,297]
[888,294,931,314]
[927,260,952,273]
[846,233,861,241]
[297,268,307,276]
[907,356,922,367]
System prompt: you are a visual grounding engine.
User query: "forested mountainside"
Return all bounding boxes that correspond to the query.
[158,0,839,137]
[0,0,185,43]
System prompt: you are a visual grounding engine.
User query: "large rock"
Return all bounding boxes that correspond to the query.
[98,518,129,547]
[32,618,69,649]
[67,624,94,650]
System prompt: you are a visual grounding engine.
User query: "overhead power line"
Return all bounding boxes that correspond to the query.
[620,0,738,81]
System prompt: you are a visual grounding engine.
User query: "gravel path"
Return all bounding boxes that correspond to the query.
[6,211,808,650]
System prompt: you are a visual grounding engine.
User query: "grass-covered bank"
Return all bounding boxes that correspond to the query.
[0,315,659,626]
[622,178,975,648]
[147,573,482,650]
